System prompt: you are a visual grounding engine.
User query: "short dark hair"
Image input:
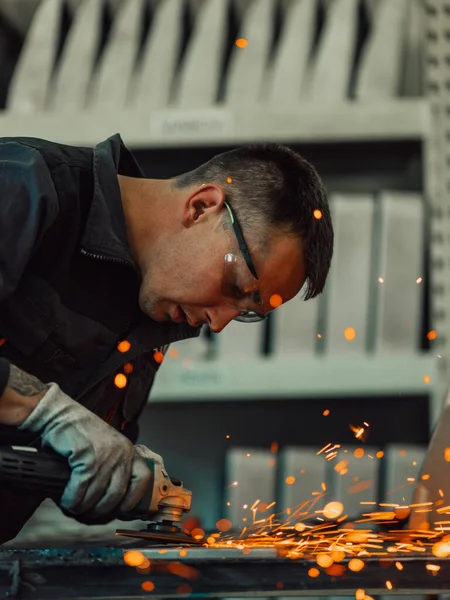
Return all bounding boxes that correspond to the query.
[174,143,333,300]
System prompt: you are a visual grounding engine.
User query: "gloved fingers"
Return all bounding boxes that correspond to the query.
[60,465,114,516]
[134,444,164,466]
[86,465,132,518]
[60,472,91,514]
[119,454,152,514]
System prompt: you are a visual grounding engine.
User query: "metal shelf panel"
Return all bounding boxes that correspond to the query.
[150,353,438,402]
[0,101,431,147]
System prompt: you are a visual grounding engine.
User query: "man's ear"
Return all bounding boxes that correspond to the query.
[182,184,226,226]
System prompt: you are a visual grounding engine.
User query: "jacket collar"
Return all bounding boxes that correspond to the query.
[80,134,200,341]
[81,133,142,270]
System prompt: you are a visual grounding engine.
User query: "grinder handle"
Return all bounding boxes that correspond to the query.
[0,446,70,500]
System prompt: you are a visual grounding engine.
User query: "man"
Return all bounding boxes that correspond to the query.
[0,134,333,543]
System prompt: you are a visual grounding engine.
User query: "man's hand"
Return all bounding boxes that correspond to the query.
[18,382,153,520]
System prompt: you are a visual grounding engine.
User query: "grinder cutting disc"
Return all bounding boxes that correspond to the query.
[116,522,203,545]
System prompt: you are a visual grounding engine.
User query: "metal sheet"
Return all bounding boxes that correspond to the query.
[1,546,450,599]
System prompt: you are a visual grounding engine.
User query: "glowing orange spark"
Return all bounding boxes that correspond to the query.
[117,340,131,353]
[355,590,365,600]
[432,541,450,557]
[123,362,133,373]
[385,581,393,590]
[313,209,323,220]
[316,553,333,568]
[376,451,384,458]
[235,38,248,48]
[323,501,344,519]
[216,519,232,532]
[191,528,205,540]
[269,294,283,308]
[285,476,296,485]
[445,448,450,462]
[395,561,404,570]
[142,581,155,592]
[424,375,431,384]
[153,351,164,364]
[344,327,356,341]
[348,559,365,572]
[124,551,146,567]
[114,373,127,389]
[427,330,438,341]
[354,448,364,459]
[334,460,349,474]
[349,425,366,440]
[226,177,233,183]
[323,409,330,416]
[317,443,332,455]
[308,568,320,578]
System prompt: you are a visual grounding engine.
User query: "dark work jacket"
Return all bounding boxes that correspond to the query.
[0,134,199,543]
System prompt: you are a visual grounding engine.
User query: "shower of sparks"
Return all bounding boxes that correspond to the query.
[202,492,450,566]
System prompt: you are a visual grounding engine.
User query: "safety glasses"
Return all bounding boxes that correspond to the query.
[222,203,267,323]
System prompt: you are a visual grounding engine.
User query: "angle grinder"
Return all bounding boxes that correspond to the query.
[0,445,200,544]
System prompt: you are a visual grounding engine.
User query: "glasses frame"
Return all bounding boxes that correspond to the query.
[223,202,267,322]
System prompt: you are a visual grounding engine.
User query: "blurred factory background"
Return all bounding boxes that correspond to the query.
[1,0,448,576]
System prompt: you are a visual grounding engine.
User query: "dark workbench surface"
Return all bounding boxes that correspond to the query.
[1,540,450,599]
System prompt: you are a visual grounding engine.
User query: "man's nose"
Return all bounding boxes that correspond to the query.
[208,306,243,333]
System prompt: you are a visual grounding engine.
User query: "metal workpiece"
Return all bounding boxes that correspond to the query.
[1,545,450,599]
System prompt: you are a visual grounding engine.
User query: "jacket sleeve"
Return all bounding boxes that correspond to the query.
[0,358,9,397]
[0,141,60,304]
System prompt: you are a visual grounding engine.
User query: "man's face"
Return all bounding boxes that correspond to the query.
[137,190,306,332]
[138,234,306,334]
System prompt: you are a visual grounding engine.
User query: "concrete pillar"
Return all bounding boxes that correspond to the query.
[130,0,184,110]
[304,0,359,101]
[6,0,63,112]
[266,0,318,107]
[354,0,408,99]
[50,0,103,111]
[225,0,276,107]
[175,0,228,108]
[88,0,146,109]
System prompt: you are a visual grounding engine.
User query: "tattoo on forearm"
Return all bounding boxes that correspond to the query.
[8,365,49,397]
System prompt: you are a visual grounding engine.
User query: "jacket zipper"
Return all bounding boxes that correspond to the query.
[80,247,132,267]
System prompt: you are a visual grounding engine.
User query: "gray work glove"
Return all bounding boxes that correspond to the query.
[18,382,161,521]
